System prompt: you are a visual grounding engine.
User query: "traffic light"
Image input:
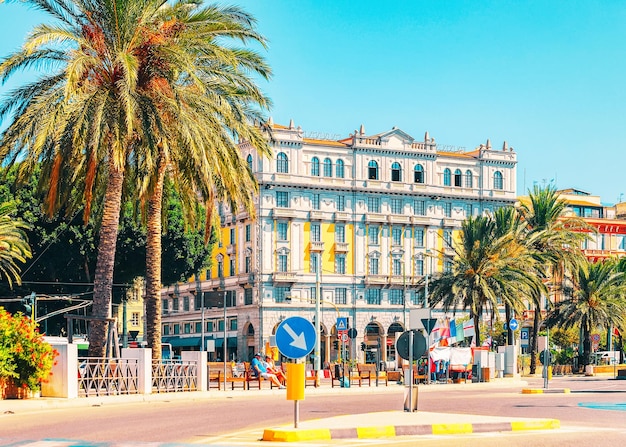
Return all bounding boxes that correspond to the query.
[332,340,339,350]
[360,342,366,351]
[21,293,35,318]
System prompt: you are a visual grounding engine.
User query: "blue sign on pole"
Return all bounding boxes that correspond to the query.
[509,318,519,331]
[336,317,348,331]
[276,316,317,359]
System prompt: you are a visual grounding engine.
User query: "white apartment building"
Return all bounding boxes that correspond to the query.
[160,120,517,365]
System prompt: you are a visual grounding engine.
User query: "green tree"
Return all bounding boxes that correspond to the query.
[518,185,589,374]
[0,201,32,288]
[0,0,270,356]
[429,212,543,345]
[546,258,626,366]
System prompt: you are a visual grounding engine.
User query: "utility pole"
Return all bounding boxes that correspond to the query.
[315,252,322,385]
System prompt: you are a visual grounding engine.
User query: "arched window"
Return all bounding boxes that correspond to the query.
[311,157,320,176]
[391,162,402,182]
[454,169,462,187]
[494,171,504,190]
[368,160,379,180]
[414,164,424,183]
[246,154,253,172]
[465,170,473,188]
[276,152,288,173]
[323,158,333,177]
[443,168,451,186]
[335,159,345,178]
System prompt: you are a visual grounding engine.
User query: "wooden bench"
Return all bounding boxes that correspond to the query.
[207,362,247,390]
[245,362,279,389]
[357,363,388,386]
[305,368,319,387]
[410,365,427,384]
[330,363,359,388]
[207,362,223,390]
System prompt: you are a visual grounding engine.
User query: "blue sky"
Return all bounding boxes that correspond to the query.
[2,1,625,204]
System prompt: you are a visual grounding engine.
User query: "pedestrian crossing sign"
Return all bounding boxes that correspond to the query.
[336,317,348,331]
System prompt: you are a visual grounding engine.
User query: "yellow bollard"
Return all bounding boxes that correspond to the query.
[286,363,305,401]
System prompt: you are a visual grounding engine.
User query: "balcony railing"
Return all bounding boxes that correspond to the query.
[334,242,349,252]
[310,241,325,252]
[273,272,297,283]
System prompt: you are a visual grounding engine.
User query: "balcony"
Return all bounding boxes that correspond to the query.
[389,275,405,286]
[226,244,236,255]
[334,211,350,221]
[272,208,295,219]
[388,214,411,224]
[309,210,324,220]
[273,272,297,283]
[364,274,388,286]
[238,273,255,285]
[365,213,387,223]
[334,242,349,253]
[309,241,325,252]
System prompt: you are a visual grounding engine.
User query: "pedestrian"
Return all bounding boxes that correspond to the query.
[251,353,285,388]
[264,355,287,385]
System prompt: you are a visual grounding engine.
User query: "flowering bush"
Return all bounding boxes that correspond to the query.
[0,307,58,391]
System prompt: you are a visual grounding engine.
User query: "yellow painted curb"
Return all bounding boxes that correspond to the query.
[511,419,560,431]
[357,425,395,438]
[432,423,474,434]
[521,388,571,394]
[522,388,544,394]
[262,428,331,442]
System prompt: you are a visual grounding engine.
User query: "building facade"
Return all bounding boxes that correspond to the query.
[160,120,517,364]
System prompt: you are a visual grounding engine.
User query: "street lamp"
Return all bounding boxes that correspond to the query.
[314,252,321,383]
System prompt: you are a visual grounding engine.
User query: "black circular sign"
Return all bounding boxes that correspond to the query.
[347,327,358,339]
[539,349,553,365]
[396,330,427,360]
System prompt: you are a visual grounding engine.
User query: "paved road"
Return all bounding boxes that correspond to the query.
[1,375,625,445]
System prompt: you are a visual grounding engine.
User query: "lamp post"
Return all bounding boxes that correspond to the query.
[314,252,322,384]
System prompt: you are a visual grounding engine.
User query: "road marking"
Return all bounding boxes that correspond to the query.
[578,402,626,411]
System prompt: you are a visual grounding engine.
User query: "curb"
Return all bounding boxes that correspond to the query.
[521,388,570,394]
[262,418,560,442]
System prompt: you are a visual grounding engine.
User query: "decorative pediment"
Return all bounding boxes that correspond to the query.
[375,127,415,145]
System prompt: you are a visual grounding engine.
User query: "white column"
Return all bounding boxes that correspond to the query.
[41,342,78,398]
[122,347,152,394]
[181,350,207,392]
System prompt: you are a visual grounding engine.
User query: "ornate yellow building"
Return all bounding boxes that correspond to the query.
[160,120,517,364]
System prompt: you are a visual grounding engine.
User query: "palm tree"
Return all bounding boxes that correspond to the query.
[518,185,589,373]
[429,212,543,345]
[0,201,32,288]
[125,3,272,359]
[546,258,626,367]
[0,0,270,357]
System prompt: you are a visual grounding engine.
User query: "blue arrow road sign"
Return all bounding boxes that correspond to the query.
[509,318,519,331]
[276,316,317,359]
[336,317,348,331]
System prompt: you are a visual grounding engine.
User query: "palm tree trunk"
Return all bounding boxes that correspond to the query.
[529,305,540,374]
[145,158,167,360]
[89,158,125,358]
[505,304,513,345]
[473,313,481,348]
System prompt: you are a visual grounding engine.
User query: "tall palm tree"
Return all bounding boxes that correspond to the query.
[518,185,589,373]
[429,213,543,345]
[0,0,270,357]
[0,201,32,288]
[546,258,626,366]
[125,3,272,359]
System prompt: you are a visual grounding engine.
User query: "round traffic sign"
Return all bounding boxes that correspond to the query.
[396,330,427,360]
[276,316,317,359]
[509,318,519,331]
[539,349,553,365]
[347,327,358,339]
